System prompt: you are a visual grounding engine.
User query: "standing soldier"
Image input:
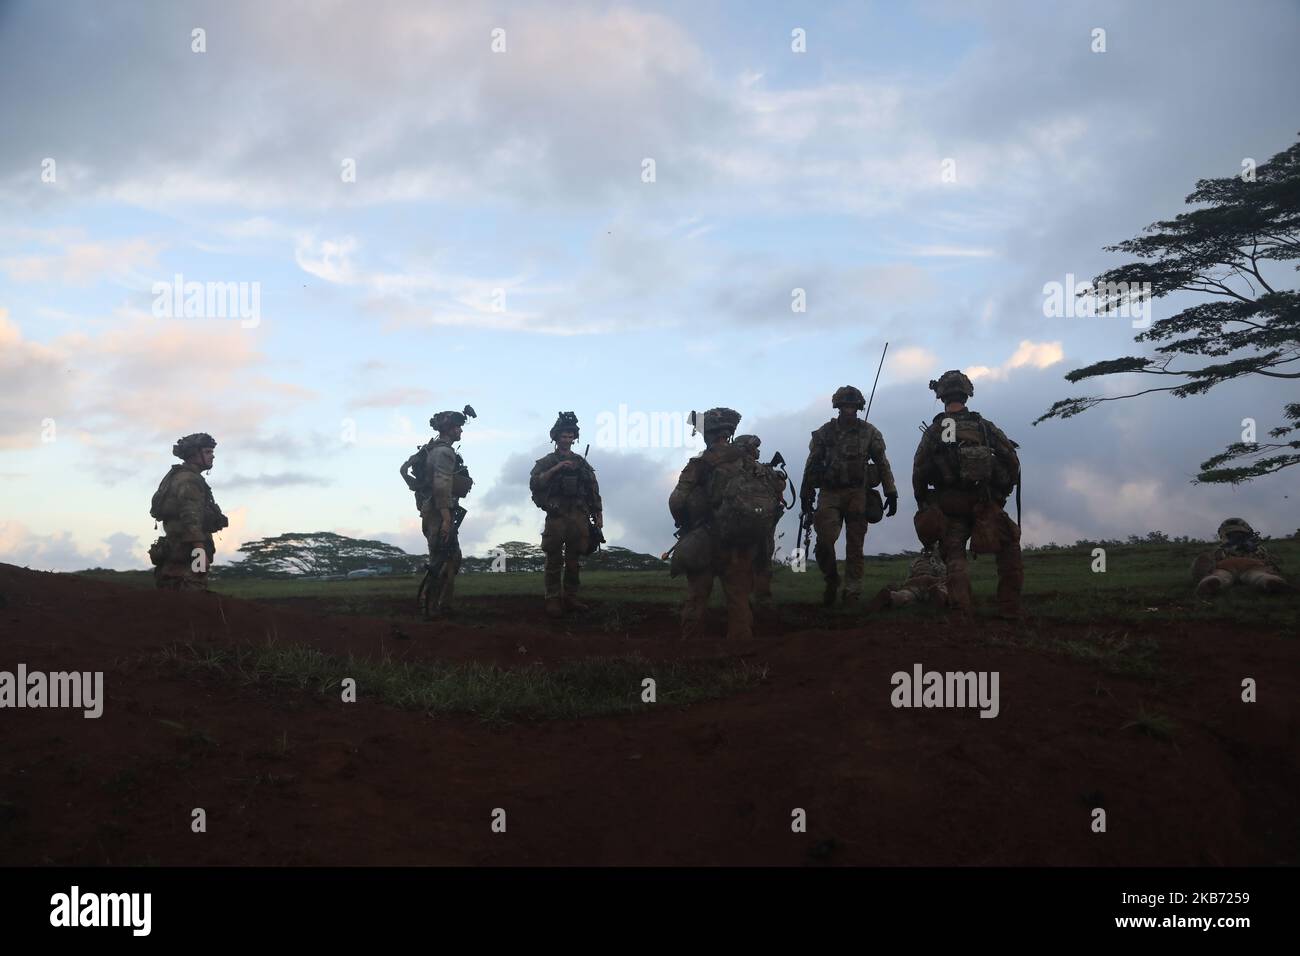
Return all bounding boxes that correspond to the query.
[912,370,1023,617]
[733,434,781,606]
[669,408,767,639]
[148,432,228,590]
[415,408,474,619]
[1192,518,1292,596]
[530,412,604,618]
[800,386,898,607]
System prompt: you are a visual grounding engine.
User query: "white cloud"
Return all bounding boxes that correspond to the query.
[1,238,161,285]
[294,235,359,284]
[890,346,941,382]
[968,340,1064,382]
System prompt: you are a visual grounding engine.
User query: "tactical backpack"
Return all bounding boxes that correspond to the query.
[150,465,184,521]
[408,443,431,488]
[408,442,473,501]
[931,416,1007,490]
[707,455,784,547]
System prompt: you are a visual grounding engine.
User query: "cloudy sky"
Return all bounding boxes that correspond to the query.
[1,0,1297,571]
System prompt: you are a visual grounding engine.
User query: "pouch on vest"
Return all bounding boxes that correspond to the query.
[865,462,881,489]
[914,506,947,548]
[958,445,994,486]
[864,489,884,524]
[970,501,1011,554]
[560,474,579,497]
[670,526,712,577]
[452,454,473,498]
[584,517,605,555]
[827,433,866,487]
[148,536,169,567]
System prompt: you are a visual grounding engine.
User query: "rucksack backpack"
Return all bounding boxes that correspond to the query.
[407,442,431,488]
[707,454,784,547]
[149,465,183,521]
[407,442,472,504]
[935,416,995,488]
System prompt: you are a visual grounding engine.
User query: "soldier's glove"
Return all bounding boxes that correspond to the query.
[884,492,898,518]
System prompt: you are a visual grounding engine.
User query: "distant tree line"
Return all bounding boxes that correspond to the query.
[216,533,668,578]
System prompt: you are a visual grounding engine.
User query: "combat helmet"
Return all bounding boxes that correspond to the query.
[549,411,580,442]
[693,406,741,438]
[929,370,975,402]
[831,385,866,410]
[430,404,477,433]
[1217,517,1257,544]
[733,434,761,453]
[172,432,216,459]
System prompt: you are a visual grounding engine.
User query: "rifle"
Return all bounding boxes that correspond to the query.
[583,443,606,553]
[418,504,467,620]
[795,511,813,568]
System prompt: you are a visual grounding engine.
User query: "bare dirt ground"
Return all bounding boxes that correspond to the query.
[1,562,1296,866]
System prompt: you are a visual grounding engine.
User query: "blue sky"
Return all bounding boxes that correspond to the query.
[1,0,1297,570]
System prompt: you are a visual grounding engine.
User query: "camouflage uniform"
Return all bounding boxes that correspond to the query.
[734,434,777,602]
[150,433,227,590]
[530,412,603,614]
[1192,518,1290,596]
[800,386,897,603]
[419,410,474,614]
[868,553,949,611]
[670,408,756,639]
[912,370,1023,616]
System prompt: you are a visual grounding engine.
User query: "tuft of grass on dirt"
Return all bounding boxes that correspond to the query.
[1120,706,1179,741]
[155,641,768,722]
[989,628,1161,679]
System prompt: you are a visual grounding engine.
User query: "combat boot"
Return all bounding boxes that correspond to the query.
[865,587,893,613]
[822,577,840,607]
[841,590,859,606]
[1196,575,1224,597]
[563,595,589,613]
[545,597,563,619]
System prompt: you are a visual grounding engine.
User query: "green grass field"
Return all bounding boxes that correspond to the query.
[66,539,1298,722]
[75,538,1300,630]
[155,641,767,722]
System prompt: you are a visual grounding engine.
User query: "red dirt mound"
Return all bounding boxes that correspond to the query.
[1,563,1296,865]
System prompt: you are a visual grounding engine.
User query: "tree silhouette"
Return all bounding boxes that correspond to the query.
[1036,135,1300,483]
[223,532,422,577]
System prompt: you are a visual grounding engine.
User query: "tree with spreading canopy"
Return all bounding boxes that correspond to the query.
[222,532,423,577]
[1035,135,1300,483]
